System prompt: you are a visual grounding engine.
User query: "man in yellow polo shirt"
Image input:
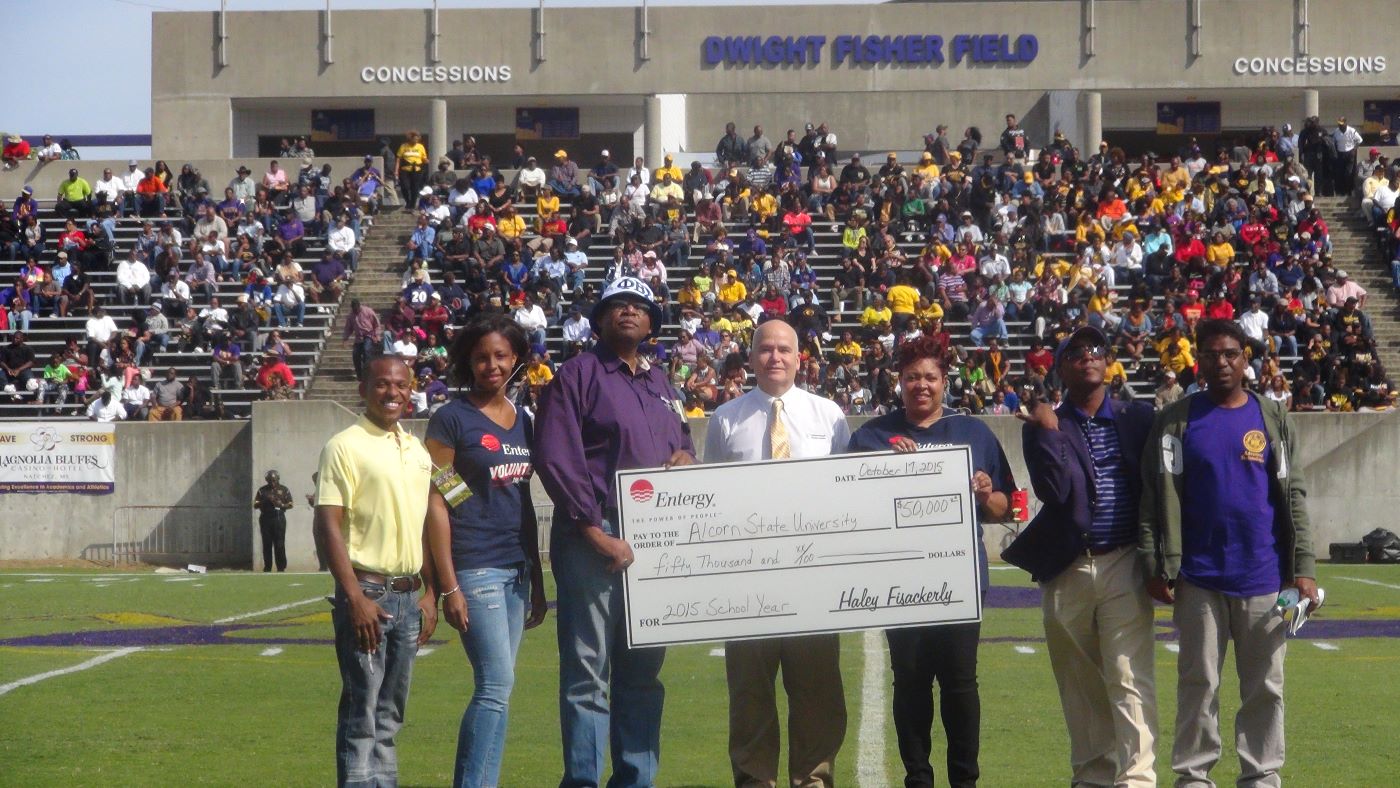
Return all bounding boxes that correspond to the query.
[56,168,93,218]
[315,355,437,788]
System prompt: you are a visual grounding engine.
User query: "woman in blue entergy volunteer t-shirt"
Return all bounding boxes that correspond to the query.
[847,334,1015,788]
[424,314,547,788]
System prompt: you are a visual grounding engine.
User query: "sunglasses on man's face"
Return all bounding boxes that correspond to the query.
[1063,345,1107,362]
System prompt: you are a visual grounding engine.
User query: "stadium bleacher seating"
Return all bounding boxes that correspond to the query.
[0,202,345,419]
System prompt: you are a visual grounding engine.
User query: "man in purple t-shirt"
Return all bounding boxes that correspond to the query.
[534,277,695,786]
[1141,319,1318,788]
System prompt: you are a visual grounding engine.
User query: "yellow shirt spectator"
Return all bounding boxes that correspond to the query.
[655,162,683,183]
[1087,292,1113,316]
[57,177,92,203]
[1161,166,1191,194]
[842,226,867,252]
[1155,336,1196,373]
[715,314,754,345]
[536,193,560,218]
[396,141,427,172]
[718,279,747,306]
[315,416,432,576]
[834,339,863,359]
[1033,256,1072,279]
[1104,359,1127,384]
[753,192,778,223]
[1206,241,1235,267]
[915,300,944,323]
[887,284,920,315]
[861,305,892,327]
[915,162,941,181]
[526,361,554,388]
[496,214,526,240]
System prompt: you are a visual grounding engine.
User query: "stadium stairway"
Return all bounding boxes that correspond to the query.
[305,210,422,408]
[1315,196,1400,377]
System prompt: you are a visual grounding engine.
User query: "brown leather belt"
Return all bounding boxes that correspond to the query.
[354,569,421,593]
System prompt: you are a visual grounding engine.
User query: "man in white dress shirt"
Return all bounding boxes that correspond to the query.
[704,319,851,788]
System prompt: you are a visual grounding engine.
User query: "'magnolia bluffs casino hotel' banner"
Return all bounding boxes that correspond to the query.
[0,423,116,495]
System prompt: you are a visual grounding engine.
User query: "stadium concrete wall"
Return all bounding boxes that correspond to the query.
[0,421,251,566]
[2,408,1394,569]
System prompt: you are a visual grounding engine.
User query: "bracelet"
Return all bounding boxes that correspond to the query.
[440,585,461,598]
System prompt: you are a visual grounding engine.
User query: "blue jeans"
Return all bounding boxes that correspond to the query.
[274,301,306,327]
[969,319,1007,346]
[552,514,666,788]
[331,581,421,788]
[548,179,581,198]
[454,565,529,788]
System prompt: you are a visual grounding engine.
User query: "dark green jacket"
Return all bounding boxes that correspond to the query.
[1138,390,1316,584]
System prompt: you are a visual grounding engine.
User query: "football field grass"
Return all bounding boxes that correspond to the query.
[1,563,1397,786]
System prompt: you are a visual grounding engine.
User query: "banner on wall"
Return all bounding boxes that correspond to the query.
[0,423,116,495]
[515,107,580,140]
[311,109,376,142]
[1363,100,1400,135]
[1156,102,1222,135]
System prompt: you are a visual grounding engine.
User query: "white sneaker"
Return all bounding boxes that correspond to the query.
[2,385,14,393]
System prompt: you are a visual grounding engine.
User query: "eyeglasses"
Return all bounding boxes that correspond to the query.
[1199,349,1245,363]
[608,300,648,314]
[1063,345,1106,362]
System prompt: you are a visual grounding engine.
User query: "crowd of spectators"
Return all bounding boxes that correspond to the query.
[384,115,1394,418]
[0,140,370,417]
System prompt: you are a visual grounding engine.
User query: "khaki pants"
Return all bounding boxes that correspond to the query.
[1172,579,1287,788]
[1041,545,1157,787]
[726,634,846,788]
[147,404,183,421]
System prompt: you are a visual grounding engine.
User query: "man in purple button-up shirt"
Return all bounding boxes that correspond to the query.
[535,276,694,787]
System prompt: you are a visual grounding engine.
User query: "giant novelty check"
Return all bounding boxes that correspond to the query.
[616,447,981,647]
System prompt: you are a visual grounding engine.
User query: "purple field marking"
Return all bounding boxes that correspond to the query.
[2,586,1395,649]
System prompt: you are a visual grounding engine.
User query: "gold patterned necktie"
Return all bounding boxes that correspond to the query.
[769,398,790,459]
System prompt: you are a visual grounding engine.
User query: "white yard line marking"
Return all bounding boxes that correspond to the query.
[164,577,196,583]
[214,596,325,624]
[416,647,436,658]
[707,647,726,657]
[1338,576,1400,592]
[24,578,54,583]
[288,583,303,587]
[855,629,889,787]
[259,647,284,657]
[1014,645,1036,654]
[1311,642,1340,651]
[0,648,143,697]
[1165,643,1181,653]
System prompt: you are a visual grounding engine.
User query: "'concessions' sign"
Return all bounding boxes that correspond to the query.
[360,64,512,84]
[703,33,1038,67]
[0,423,116,495]
[1232,55,1386,76]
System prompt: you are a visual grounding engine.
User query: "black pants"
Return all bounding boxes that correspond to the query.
[1334,150,1357,197]
[398,168,424,209]
[259,516,287,572]
[887,622,981,788]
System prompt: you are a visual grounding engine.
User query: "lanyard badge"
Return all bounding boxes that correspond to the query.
[432,465,472,508]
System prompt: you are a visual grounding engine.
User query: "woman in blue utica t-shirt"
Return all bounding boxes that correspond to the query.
[425,314,547,788]
[847,335,1014,788]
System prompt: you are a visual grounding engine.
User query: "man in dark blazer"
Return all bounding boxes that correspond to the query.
[1004,326,1159,787]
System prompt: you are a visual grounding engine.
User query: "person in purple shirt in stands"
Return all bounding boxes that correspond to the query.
[277,208,306,256]
[534,276,695,787]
